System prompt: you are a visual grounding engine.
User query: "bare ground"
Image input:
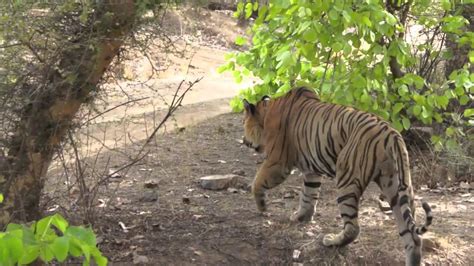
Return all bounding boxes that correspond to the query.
[45,112,473,266]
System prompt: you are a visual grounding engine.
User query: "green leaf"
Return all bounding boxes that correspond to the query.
[253,1,259,11]
[385,12,397,25]
[446,127,455,136]
[441,0,451,11]
[459,95,469,105]
[362,16,372,27]
[233,70,242,83]
[245,2,253,19]
[328,9,339,21]
[36,216,54,240]
[52,214,69,233]
[436,95,449,108]
[393,103,404,114]
[464,108,474,117]
[39,245,55,262]
[303,28,318,42]
[402,117,411,130]
[0,194,3,203]
[91,248,108,266]
[413,105,422,116]
[51,236,70,262]
[421,106,430,119]
[332,42,343,52]
[235,36,247,46]
[392,119,403,132]
[19,245,40,265]
[5,232,23,261]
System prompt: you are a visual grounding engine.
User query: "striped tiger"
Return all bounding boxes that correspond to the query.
[242,87,433,266]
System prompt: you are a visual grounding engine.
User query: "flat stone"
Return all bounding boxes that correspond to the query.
[133,252,149,264]
[139,191,158,202]
[199,174,245,190]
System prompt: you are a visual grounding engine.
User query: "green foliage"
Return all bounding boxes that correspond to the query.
[222,0,473,137]
[0,213,107,266]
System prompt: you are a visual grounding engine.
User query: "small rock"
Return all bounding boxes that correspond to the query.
[192,214,204,220]
[460,182,470,189]
[144,180,158,189]
[227,187,238,193]
[139,191,158,203]
[292,249,301,260]
[199,174,242,190]
[377,199,391,212]
[283,192,295,199]
[232,169,246,176]
[217,160,227,164]
[108,168,122,178]
[133,252,149,264]
[422,236,440,252]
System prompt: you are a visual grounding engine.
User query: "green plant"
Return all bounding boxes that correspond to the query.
[220,0,473,141]
[0,206,107,266]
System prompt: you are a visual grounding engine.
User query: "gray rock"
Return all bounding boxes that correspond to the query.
[199,174,247,190]
[139,191,158,203]
[232,169,246,176]
[133,252,149,264]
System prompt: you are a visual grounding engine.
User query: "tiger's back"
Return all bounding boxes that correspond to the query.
[242,87,432,266]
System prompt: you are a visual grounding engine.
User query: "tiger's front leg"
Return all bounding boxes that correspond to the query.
[290,173,322,222]
[252,161,289,212]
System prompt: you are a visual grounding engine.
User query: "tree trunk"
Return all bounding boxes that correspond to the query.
[0,0,135,228]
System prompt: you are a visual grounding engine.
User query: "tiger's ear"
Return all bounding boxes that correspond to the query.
[261,95,271,102]
[243,99,256,115]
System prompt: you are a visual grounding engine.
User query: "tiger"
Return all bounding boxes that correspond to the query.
[242,87,433,266]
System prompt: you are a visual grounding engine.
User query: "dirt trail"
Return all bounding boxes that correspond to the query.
[78,45,254,154]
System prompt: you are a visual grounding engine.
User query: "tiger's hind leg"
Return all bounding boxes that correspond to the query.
[322,188,360,247]
[377,175,421,266]
[290,173,322,222]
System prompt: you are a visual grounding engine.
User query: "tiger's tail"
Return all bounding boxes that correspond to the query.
[415,201,433,235]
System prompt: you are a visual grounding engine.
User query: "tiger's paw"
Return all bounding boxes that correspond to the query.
[290,210,313,223]
[322,233,343,246]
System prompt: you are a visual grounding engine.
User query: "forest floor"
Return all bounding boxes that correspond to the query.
[42,6,473,266]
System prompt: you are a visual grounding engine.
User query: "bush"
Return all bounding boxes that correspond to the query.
[220,0,473,147]
[0,194,106,266]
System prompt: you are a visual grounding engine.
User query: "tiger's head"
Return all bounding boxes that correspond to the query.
[242,96,271,153]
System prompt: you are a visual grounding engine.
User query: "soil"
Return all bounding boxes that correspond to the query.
[42,7,473,266]
[45,112,474,265]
